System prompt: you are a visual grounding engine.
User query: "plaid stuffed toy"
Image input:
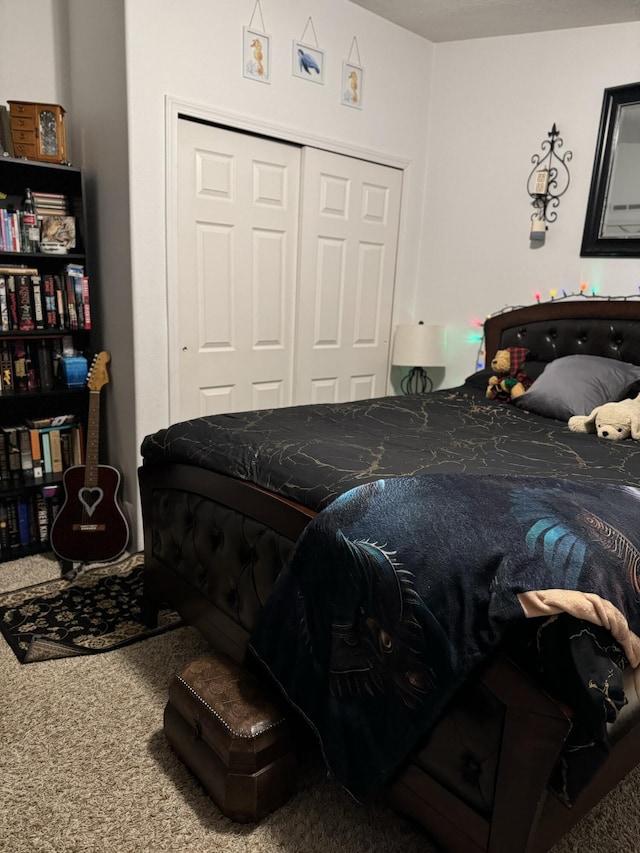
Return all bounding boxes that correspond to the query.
[485,346,533,401]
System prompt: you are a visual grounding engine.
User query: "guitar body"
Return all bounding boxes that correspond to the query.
[50,464,130,564]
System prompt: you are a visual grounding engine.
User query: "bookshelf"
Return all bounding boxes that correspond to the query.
[0,156,94,560]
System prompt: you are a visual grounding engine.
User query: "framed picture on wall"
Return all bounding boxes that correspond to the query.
[341,61,363,109]
[292,41,325,84]
[243,27,271,84]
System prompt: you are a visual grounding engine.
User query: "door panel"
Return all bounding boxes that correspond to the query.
[176,119,300,419]
[294,147,402,404]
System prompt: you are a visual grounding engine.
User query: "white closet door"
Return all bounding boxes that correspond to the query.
[175,118,301,419]
[294,147,403,404]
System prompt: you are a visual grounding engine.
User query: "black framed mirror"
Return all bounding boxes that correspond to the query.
[581,82,640,257]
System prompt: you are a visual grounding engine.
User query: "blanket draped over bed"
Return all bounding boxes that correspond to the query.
[249,473,640,805]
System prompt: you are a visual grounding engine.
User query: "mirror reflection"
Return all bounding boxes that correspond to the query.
[581,82,640,257]
[601,102,640,238]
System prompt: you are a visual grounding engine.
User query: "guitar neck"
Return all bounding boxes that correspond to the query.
[84,388,101,487]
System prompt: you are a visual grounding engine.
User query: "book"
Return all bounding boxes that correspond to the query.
[0,432,8,481]
[2,427,20,477]
[82,276,91,329]
[71,423,85,465]
[43,274,59,328]
[0,213,7,252]
[54,274,68,328]
[0,340,13,391]
[0,501,9,553]
[11,340,28,393]
[36,341,55,391]
[64,266,80,329]
[60,430,71,469]
[7,211,20,251]
[35,493,49,544]
[17,274,35,331]
[17,426,32,476]
[25,413,76,429]
[48,428,63,474]
[6,274,18,329]
[25,342,37,391]
[0,275,9,331]
[43,484,62,527]
[30,429,43,479]
[16,498,30,546]
[5,499,19,550]
[41,431,52,474]
[30,274,46,329]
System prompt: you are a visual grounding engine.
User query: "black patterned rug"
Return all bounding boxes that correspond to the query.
[0,552,182,663]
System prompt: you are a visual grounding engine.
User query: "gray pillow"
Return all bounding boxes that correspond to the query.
[513,354,640,421]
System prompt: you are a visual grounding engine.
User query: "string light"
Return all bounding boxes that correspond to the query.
[472,289,640,370]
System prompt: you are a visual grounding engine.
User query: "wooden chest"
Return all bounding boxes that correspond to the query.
[8,101,67,163]
[164,650,297,822]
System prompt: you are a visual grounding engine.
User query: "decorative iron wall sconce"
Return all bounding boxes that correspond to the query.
[527,124,572,245]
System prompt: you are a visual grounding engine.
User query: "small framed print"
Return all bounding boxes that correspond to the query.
[292,41,325,85]
[243,27,270,83]
[341,61,363,109]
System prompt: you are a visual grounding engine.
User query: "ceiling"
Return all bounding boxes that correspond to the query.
[347,0,640,42]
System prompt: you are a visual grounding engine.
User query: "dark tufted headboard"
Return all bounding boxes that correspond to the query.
[484,300,640,366]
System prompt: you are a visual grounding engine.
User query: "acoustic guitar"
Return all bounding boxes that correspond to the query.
[50,351,130,567]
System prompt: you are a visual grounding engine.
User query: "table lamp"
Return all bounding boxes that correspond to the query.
[392,321,446,393]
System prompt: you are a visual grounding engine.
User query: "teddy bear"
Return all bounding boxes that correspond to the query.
[485,346,533,402]
[568,394,640,441]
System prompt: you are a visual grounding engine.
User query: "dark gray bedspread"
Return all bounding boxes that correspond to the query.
[140,382,640,511]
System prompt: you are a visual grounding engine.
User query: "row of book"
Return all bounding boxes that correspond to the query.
[0,263,91,332]
[32,191,70,217]
[1,417,85,483]
[0,337,80,394]
[0,208,33,253]
[0,485,62,556]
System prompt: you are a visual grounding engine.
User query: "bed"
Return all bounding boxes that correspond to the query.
[139,299,640,853]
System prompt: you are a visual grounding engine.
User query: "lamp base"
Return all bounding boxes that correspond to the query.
[400,366,433,394]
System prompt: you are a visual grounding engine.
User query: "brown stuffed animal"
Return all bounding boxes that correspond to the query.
[485,347,532,401]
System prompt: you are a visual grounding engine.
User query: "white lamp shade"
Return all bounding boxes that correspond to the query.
[392,324,446,367]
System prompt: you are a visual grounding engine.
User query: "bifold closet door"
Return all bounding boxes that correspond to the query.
[176,118,301,419]
[294,147,403,405]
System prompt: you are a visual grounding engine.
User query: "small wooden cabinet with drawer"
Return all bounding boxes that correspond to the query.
[7,101,67,164]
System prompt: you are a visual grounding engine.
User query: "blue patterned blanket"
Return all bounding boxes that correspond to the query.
[249,474,640,803]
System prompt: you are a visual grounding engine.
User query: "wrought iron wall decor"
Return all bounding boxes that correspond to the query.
[527,124,572,242]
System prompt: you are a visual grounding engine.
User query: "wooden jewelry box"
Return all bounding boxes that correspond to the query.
[7,101,67,164]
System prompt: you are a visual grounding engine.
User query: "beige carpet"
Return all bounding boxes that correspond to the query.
[1,554,639,853]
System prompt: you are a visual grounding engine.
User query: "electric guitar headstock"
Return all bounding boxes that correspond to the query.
[87,351,111,392]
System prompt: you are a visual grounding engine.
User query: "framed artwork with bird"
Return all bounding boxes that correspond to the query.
[292,41,325,85]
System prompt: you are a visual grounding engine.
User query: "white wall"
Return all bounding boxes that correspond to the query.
[421,22,640,385]
[0,0,62,103]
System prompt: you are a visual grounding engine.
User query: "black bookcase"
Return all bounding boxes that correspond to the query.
[0,156,94,560]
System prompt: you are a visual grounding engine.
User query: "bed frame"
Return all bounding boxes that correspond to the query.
[140,299,640,852]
